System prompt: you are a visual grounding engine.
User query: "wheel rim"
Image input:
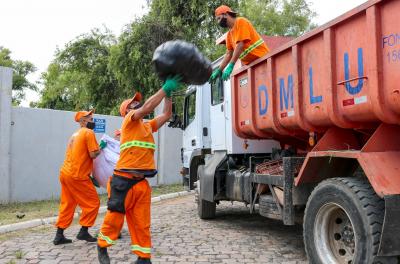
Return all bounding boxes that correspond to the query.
[314,202,356,264]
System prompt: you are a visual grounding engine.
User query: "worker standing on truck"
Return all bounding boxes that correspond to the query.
[209,5,270,82]
[53,110,101,245]
[97,76,182,264]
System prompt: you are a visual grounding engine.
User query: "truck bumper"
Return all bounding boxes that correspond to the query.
[378,195,400,256]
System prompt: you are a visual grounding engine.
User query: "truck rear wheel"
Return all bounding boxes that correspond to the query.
[196,165,216,219]
[304,177,385,264]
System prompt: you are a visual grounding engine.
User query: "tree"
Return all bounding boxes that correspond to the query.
[108,0,240,101]
[35,28,120,114]
[109,0,315,100]
[240,0,316,37]
[36,0,316,114]
[108,15,176,101]
[0,47,37,105]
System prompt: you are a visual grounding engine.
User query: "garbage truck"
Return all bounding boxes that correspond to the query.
[174,0,400,263]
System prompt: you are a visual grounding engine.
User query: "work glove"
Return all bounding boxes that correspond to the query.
[209,68,222,84]
[99,140,107,150]
[222,62,234,81]
[162,75,182,97]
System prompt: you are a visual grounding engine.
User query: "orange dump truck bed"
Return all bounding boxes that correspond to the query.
[232,0,400,145]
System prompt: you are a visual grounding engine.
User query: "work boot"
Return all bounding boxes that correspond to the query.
[76,226,97,242]
[53,228,72,245]
[135,257,152,264]
[97,245,110,264]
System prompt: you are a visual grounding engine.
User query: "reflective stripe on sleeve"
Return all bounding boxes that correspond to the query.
[239,38,264,60]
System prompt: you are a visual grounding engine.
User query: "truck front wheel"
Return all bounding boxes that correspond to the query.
[196,164,216,219]
[304,177,385,264]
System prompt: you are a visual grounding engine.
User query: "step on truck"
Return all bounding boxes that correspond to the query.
[174,0,400,263]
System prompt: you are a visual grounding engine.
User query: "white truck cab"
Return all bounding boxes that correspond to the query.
[180,58,279,190]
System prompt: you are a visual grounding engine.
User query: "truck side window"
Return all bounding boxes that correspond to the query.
[211,78,224,105]
[184,91,196,128]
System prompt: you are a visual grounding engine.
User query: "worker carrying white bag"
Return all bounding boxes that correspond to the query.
[92,134,120,188]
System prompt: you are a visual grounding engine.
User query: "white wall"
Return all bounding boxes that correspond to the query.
[0,67,13,204]
[0,66,183,203]
[155,101,184,185]
[9,107,125,202]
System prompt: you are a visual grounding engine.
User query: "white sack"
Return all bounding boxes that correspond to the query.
[93,134,120,188]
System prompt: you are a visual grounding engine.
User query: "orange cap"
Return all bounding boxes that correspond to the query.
[119,92,142,117]
[74,109,94,122]
[215,5,236,17]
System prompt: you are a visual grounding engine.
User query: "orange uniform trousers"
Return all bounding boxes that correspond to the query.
[98,178,152,258]
[55,172,100,229]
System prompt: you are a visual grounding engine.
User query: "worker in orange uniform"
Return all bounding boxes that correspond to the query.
[209,5,270,82]
[97,76,182,264]
[53,110,101,245]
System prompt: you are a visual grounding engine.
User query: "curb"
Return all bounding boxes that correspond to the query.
[0,190,194,235]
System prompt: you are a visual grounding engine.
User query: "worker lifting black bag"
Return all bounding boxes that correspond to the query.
[152,40,212,85]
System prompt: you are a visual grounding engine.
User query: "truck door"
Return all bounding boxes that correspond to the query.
[210,78,227,151]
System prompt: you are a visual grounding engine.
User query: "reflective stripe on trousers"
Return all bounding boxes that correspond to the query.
[98,232,116,245]
[131,244,151,254]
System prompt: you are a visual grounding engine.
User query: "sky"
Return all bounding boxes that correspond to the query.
[0,0,366,106]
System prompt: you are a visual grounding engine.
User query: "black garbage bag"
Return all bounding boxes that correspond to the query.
[152,40,212,85]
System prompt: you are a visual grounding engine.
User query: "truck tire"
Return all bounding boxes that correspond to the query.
[196,165,216,219]
[304,177,385,264]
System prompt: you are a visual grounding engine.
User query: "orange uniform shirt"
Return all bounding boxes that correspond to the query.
[115,110,158,174]
[60,127,99,180]
[226,17,269,65]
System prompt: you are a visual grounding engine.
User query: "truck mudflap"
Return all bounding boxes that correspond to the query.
[199,151,227,202]
[378,195,400,256]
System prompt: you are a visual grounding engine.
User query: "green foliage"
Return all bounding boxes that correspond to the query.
[108,15,175,101]
[35,0,315,114]
[35,28,120,114]
[240,0,316,36]
[0,47,37,105]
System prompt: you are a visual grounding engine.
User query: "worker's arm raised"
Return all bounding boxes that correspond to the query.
[152,97,173,130]
[132,76,181,121]
[131,89,166,121]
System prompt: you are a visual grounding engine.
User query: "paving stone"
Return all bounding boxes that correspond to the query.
[0,195,307,263]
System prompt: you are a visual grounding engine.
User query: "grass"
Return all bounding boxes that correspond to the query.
[15,250,24,259]
[0,184,184,226]
[0,225,53,242]
[151,183,185,197]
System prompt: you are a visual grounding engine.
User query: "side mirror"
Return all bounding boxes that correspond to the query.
[168,114,183,129]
